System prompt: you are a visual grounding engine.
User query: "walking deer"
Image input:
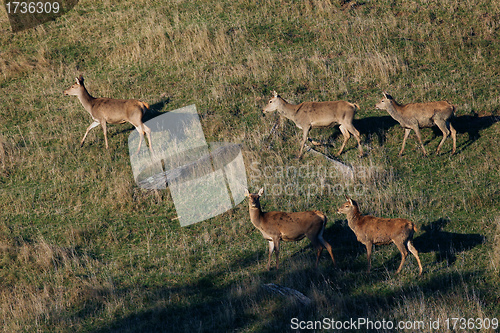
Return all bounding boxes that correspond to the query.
[263,91,363,159]
[337,195,423,275]
[64,75,154,155]
[375,92,456,156]
[245,188,336,270]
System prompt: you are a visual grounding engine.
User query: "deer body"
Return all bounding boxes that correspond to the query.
[64,75,153,154]
[337,196,423,275]
[375,92,456,156]
[245,188,335,270]
[263,91,363,158]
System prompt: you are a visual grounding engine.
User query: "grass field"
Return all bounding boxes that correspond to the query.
[1,0,500,331]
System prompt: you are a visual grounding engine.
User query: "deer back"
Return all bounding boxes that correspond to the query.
[295,101,356,128]
[260,210,325,241]
[356,215,415,245]
[398,101,454,126]
[91,98,147,125]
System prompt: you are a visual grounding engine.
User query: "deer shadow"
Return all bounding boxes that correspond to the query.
[143,96,171,122]
[412,218,485,265]
[320,220,368,270]
[451,113,499,147]
[352,113,498,153]
[425,113,499,151]
[300,115,398,157]
[305,115,399,147]
[354,115,399,146]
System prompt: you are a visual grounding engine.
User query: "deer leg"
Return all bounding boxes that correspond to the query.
[143,123,155,156]
[318,234,336,267]
[267,241,275,270]
[100,121,109,149]
[407,241,423,275]
[347,124,364,157]
[298,126,311,159]
[309,234,326,268]
[365,242,373,273]
[316,247,324,268]
[394,241,408,274]
[133,123,155,156]
[80,121,100,147]
[412,126,427,156]
[399,128,412,156]
[450,123,457,154]
[336,124,350,156]
[435,120,450,155]
[135,126,145,154]
[273,239,280,270]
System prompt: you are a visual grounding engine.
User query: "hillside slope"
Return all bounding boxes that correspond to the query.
[1,1,499,331]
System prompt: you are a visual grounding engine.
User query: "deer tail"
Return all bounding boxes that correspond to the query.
[314,211,327,226]
[139,101,150,115]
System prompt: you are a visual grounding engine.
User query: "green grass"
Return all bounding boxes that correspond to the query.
[1,0,500,331]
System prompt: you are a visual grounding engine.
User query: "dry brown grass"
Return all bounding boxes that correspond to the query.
[0,0,499,331]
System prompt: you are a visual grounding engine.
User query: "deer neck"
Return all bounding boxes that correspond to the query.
[277,99,301,123]
[75,86,96,116]
[346,207,363,231]
[385,101,406,125]
[248,205,264,228]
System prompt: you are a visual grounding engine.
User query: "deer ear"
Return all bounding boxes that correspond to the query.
[244,188,250,197]
[272,90,278,97]
[344,194,353,205]
[258,188,264,196]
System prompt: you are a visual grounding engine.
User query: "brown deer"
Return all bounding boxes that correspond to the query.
[375,92,456,156]
[64,75,154,155]
[337,195,423,275]
[245,188,336,270]
[263,91,363,159]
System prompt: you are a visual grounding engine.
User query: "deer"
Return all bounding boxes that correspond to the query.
[375,92,456,156]
[63,75,154,155]
[337,195,423,275]
[262,91,363,159]
[245,188,336,270]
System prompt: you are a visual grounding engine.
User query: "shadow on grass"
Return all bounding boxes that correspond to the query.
[451,113,499,150]
[413,218,486,265]
[84,218,488,333]
[143,97,171,122]
[355,113,498,155]
[87,246,491,333]
[379,113,499,154]
[355,115,399,146]
[304,115,398,149]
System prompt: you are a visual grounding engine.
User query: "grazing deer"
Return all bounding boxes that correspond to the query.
[337,195,423,275]
[375,92,456,156]
[263,91,363,159]
[245,188,335,270]
[64,75,154,155]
